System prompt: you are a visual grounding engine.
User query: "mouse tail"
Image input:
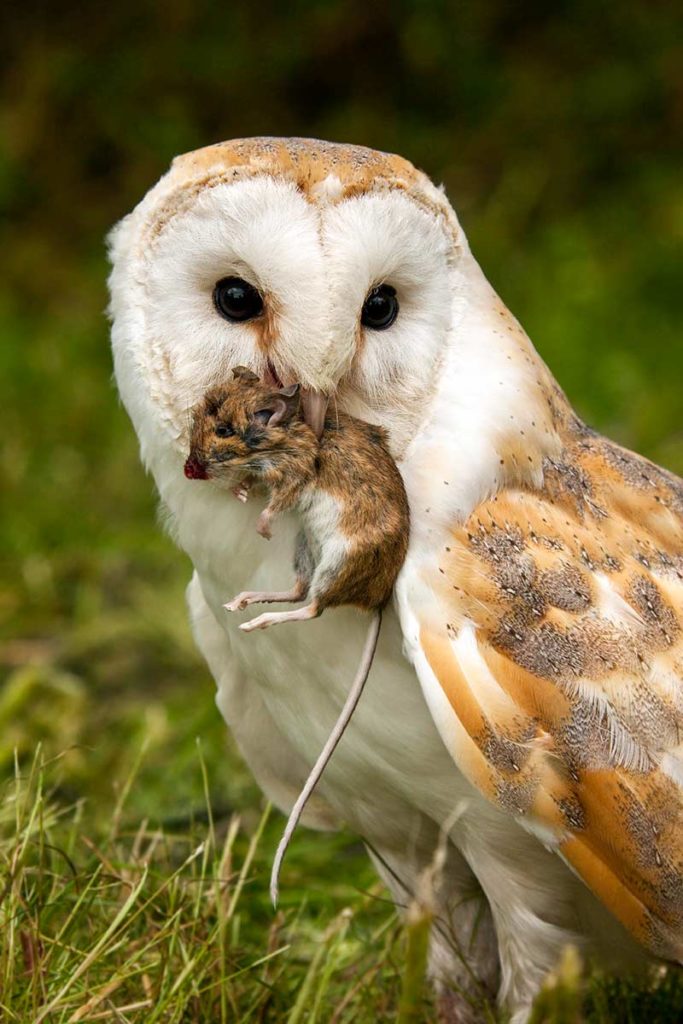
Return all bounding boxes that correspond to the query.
[269,609,382,906]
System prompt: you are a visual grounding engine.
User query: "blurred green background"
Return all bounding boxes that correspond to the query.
[1,0,681,949]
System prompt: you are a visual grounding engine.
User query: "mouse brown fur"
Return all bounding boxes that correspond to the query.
[186,366,410,627]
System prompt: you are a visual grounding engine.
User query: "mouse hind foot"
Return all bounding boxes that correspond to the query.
[224,580,308,612]
[239,601,320,632]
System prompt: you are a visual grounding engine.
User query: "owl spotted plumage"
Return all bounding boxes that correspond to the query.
[109,137,682,1022]
[415,415,683,960]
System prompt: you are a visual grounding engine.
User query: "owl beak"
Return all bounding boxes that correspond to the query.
[301,389,328,439]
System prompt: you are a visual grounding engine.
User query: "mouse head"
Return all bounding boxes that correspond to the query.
[185,366,304,479]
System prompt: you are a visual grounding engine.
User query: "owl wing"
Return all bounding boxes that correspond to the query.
[398,430,683,961]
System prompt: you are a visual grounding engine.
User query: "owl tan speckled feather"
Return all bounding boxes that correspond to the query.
[412,412,683,961]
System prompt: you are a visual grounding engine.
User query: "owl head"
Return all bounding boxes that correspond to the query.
[109,137,559,520]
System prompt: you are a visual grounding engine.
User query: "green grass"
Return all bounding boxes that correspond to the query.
[2,747,683,1023]
[1,748,411,1023]
[0,552,425,1022]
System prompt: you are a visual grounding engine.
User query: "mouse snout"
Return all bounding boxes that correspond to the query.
[184,455,209,480]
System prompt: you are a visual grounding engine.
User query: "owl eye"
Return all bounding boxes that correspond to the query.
[361,284,399,330]
[214,423,234,438]
[213,277,264,322]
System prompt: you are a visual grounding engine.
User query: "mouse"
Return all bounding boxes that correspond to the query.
[184,366,410,903]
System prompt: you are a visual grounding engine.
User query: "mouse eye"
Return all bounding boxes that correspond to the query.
[215,424,234,438]
[213,277,264,322]
[361,284,398,330]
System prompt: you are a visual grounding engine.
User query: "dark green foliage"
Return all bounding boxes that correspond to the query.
[585,969,683,1024]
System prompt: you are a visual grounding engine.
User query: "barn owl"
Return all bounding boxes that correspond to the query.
[108,137,682,1023]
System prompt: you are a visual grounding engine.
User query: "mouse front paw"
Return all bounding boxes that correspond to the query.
[232,477,253,503]
[256,511,273,540]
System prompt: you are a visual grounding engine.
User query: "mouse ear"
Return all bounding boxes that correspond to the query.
[272,383,301,425]
[255,386,301,428]
[232,365,260,383]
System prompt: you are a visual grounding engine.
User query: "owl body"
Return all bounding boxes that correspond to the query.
[109,138,682,1023]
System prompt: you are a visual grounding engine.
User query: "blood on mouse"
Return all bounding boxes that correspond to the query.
[183,455,209,480]
[186,365,410,903]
